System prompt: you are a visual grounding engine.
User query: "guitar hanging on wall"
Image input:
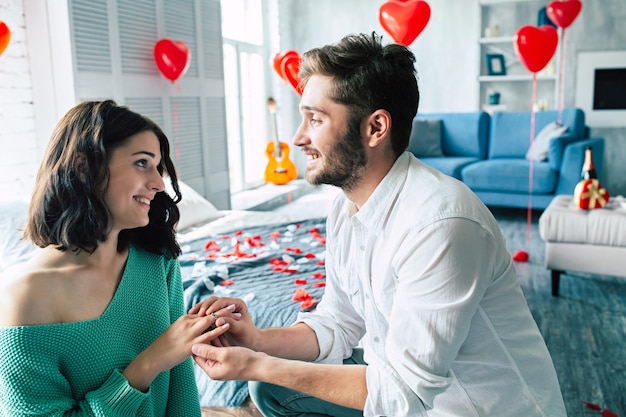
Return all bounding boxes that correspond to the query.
[265,97,298,185]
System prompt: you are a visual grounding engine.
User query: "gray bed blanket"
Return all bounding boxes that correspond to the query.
[180,217,327,407]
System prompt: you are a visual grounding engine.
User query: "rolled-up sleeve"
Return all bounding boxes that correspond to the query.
[296,236,366,364]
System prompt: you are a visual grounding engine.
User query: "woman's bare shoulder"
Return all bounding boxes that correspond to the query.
[0,250,66,327]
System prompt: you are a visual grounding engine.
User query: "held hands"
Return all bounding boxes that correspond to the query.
[188,296,259,349]
[123,304,236,392]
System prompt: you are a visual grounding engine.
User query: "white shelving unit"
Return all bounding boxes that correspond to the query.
[478,0,560,112]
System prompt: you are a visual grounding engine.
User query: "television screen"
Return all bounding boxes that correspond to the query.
[593,68,626,110]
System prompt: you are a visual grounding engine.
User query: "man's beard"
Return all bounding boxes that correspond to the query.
[306,114,367,192]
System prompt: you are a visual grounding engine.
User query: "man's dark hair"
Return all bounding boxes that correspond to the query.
[299,32,419,157]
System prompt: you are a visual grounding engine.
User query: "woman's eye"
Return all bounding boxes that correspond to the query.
[135,159,148,168]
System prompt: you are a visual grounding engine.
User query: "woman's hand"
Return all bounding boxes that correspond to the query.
[122,304,235,391]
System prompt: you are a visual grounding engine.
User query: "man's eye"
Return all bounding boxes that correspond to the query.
[310,118,321,125]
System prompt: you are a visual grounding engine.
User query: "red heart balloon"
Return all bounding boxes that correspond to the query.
[272,50,299,80]
[514,25,558,73]
[379,0,431,46]
[281,53,303,95]
[546,0,582,29]
[0,20,11,57]
[154,39,191,82]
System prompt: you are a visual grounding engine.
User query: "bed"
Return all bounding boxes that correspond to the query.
[0,181,339,408]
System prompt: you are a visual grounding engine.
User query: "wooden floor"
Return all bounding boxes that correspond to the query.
[200,206,626,417]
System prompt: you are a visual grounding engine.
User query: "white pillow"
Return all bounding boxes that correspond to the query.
[164,180,223,231]
[0,200,41,272]
[525,122,568,162]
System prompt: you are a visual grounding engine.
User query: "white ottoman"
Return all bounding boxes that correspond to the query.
[538,194,626,296]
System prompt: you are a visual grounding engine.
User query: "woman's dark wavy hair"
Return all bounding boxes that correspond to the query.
[299,31,419,157]
[23,100,183,259]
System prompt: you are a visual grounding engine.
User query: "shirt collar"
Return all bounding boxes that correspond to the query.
[348,152,409,233]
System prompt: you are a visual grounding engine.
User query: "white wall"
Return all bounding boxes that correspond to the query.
[0,0,39,200]
[279,0,479,114]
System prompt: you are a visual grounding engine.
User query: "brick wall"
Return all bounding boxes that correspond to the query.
[0,0,38,201]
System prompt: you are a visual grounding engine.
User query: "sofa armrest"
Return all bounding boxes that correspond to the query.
[547,132,581,171]
[555,137,605,195]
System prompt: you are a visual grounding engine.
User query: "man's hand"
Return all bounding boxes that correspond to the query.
[192,343,264,381]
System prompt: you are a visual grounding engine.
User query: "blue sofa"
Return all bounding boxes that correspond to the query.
[408,108,605,210]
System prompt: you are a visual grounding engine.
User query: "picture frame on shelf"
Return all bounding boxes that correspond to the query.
[486,53,506,76]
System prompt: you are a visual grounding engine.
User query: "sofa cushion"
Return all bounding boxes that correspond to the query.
[415,112,489,158]
[408,119,443,157]
[420,156,482,180]
[489,108,585,159]
[461,159,558,194]
[526,122,569,161]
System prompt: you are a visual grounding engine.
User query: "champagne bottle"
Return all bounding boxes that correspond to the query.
[581,146,597,180]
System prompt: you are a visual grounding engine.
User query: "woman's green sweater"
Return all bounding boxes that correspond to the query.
[0,246,201,416]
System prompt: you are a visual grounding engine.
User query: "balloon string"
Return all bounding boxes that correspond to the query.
[172,83,180,161]
[527,73,538,250]
[557,28,566,125]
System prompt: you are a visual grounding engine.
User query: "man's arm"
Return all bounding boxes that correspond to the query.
[254,322,321,361]
[192,343,367,411]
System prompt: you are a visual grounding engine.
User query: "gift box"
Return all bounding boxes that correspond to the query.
[574,179,610,209]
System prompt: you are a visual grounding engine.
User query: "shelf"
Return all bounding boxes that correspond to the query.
[480,36,515,44]
[479,74,557,82]
[479,0,540,4]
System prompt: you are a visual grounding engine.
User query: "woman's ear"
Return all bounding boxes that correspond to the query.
[363,109,391,148]
[74,153,89,183]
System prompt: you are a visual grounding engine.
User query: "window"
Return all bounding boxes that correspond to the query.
[221,0,277,193]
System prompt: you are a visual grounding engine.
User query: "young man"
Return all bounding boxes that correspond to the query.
[191,32,567,417]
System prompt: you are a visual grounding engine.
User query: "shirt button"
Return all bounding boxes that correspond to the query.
[359,245,365,251]
[373,337,380,343]
[365,293,369,299]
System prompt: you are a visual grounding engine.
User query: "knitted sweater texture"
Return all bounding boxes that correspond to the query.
[0,245,201,416]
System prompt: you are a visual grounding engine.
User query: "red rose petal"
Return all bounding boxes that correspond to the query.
[313,282,326,288]
[294,279,308,285]
[292,288,311,301]
[601,410,618,417]
[220,279,234,286]
[316,260,325,266]
[304,252,316,258]
[204,240,218,250]
[300,298,317,309]
[312,272,325,279]
[583,402,602,411]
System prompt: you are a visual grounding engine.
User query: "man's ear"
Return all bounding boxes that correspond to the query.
[74,153,89,182]
[363,109,391,148]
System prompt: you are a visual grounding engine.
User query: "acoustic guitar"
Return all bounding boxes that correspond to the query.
[265,97,298,185]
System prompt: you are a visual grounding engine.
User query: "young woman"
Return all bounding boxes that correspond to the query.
[0,100,232,416]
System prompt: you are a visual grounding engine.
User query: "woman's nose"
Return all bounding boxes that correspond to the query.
[150,171,165,192]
